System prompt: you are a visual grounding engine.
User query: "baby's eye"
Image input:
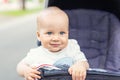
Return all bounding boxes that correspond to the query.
[60,31,65,35]
[46,32,52,35]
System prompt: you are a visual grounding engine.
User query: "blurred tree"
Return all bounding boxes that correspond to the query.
[19,0,26,10]
[39,0,44,3]
[22,0,25,10]
[4,0,8,3]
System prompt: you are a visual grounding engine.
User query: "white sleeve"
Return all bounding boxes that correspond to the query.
[22,52,34,66]
[21,48,39,66]
[68,39,87,62]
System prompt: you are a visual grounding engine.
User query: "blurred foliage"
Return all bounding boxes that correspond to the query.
[26,0,33,1]
[39,0,44,3]
[8,0,14,3]
[0,7,42,16]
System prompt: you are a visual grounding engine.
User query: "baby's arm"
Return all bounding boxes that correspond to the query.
[16,60,41,80]
[68,60,89,80]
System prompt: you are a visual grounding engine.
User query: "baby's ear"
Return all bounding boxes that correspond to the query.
[36,32,41,41]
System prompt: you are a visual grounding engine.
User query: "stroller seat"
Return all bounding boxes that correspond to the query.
[37,8,120,71]
[37,0,120,79]
[65,9,120,71]
[37,9,120,80]
[38,66,120,80]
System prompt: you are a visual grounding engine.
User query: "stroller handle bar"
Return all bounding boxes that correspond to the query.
[38,68,120,80]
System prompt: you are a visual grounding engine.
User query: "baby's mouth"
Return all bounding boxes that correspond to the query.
[50,44,60,47]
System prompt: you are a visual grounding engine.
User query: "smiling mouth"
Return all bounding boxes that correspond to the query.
[50,44,60,47]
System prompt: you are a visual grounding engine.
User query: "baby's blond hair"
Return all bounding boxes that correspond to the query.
[37,6,68,31]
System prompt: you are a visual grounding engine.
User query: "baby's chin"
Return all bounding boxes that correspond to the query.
[49,49,62,53]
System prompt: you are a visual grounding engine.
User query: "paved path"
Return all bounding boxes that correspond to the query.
[0,13,39,80]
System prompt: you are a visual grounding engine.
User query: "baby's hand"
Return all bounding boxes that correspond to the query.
[68,61,88,80]
[24,66,41,80]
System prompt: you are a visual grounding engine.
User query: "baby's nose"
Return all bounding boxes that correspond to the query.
[52,35,59,41]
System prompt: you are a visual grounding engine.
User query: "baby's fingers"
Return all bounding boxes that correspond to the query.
[69,70,86,80]
[68,67,72,75]
[78,71,86,80]
[30,73,41,79]
[33,70,41,75]
[25,76,34,80]
[82,71,86,80]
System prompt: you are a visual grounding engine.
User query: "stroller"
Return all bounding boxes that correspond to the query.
[37,0,120,79]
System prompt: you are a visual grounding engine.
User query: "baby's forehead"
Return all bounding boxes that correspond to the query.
[37,7,68,30]
[38,7,68,19]
[38,10,68,23]
[39,13,65,20]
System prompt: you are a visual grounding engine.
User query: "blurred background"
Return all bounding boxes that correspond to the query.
[0,0,44,11]
[0,0,44,80]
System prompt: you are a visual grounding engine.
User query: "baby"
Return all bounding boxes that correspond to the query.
[16,7,89,80]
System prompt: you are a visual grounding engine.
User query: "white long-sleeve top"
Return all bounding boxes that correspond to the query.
[22,39,87,67]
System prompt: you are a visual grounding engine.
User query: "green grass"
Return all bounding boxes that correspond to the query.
[0,7,43,16]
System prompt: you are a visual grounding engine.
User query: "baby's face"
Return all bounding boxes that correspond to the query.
[37,15,69,52]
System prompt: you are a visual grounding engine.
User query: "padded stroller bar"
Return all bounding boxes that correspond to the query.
[38,68,120,80]
[87,69,120,80]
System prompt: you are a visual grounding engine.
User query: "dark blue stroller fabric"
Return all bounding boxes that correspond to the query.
[64,9,120,71]
[37,9,120,80]
[38,66,120,80]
